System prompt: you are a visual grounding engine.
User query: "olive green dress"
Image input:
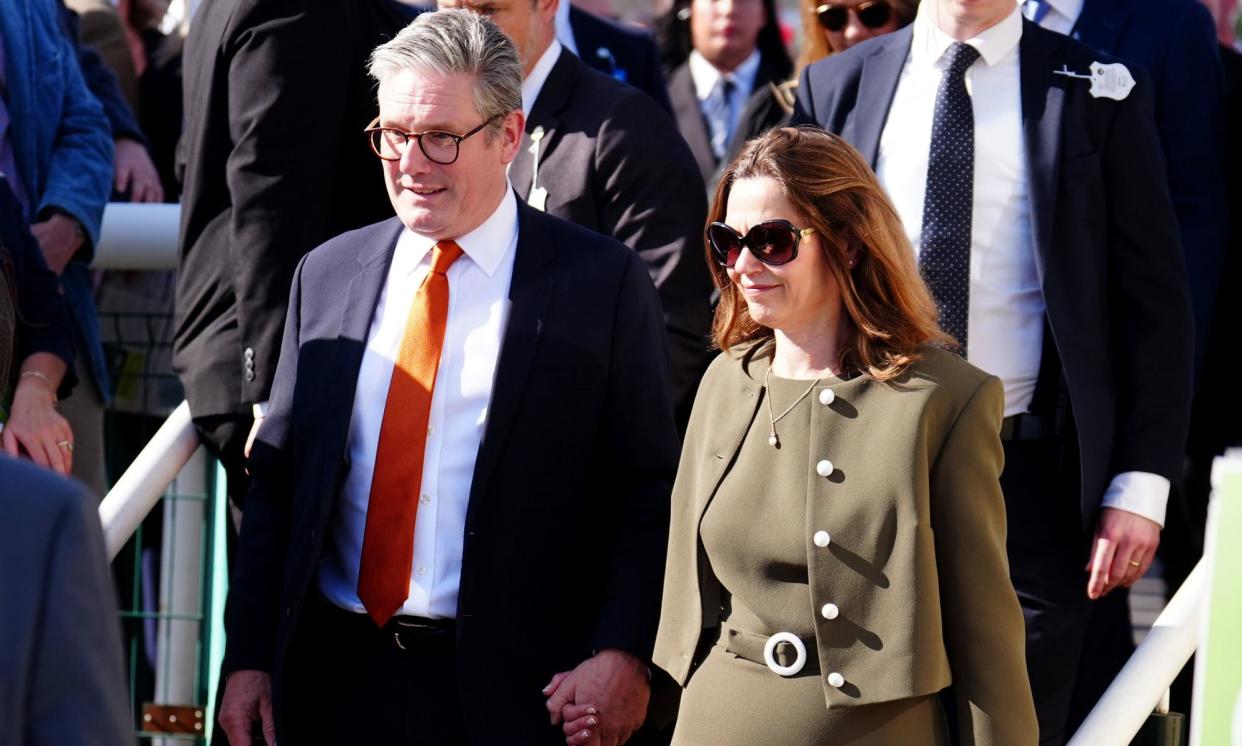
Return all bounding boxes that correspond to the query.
[672,374,949,745]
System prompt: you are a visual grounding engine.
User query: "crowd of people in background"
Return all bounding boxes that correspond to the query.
[0,0,1239,743]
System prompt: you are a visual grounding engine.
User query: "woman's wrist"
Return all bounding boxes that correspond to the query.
[15,372,58,405]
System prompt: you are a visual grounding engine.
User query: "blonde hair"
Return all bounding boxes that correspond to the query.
[708,127,949,381]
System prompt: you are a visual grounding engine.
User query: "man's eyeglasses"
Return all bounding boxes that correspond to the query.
[707,220,817,268]
[363,114,501,165]
[816,0,893,32]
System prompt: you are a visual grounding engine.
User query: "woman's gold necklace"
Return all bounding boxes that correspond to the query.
[764,366,824,448]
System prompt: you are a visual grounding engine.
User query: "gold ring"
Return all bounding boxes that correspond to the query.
[57,440,74,452]
[1129,560,1141,568]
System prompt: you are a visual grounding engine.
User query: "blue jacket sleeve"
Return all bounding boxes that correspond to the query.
[58,3,146,145]
[36,9,114,254]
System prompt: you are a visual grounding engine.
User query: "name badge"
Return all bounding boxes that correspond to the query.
[1088,62,1135,101]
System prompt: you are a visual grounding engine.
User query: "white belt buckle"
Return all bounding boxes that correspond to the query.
[762,632,807,677]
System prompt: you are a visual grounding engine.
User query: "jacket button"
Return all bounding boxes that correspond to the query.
[813,530,831,548]
[818,388,835,405]
[820,603,839,620]
[244,347,255,359]
[827,672,845,688]
[816,459,834,477]
[245,370,256,382]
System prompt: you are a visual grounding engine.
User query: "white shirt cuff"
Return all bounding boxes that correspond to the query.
[252,401,269,419]
[1099,471,1170,527]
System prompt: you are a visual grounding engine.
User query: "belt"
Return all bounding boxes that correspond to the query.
[1000,412,1058,442]
[713,620,819,675]
[315,596,456,651]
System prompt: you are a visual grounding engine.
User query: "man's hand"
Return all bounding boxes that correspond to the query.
[244,415,265,460]
[31,213,85,274]
[1086,507,1161,599]
[114,137,165,203]
[544,649,649,746]
[218,670,276,746]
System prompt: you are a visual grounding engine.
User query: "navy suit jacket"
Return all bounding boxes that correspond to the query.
[222,200,678,743]
[0,456,131,746]
[1073,0,1226,376]
[792,21,1194,527]
[570,6,673,113]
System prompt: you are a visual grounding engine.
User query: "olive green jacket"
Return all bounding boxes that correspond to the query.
[654,344,1038,745]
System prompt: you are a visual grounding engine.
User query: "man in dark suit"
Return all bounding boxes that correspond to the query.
[560,2,673,112]
[791,0,1194,742]
[1025,0,1226,375]
[174,0,416,498]
[216,11,676,745]
[442,0,713,428]
[0,455,131,746]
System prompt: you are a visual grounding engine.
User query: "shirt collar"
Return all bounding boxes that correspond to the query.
[688,49,762,100]
[912,0,1023,69]
[522,40,564,116]
[398,188,519,278]
[1041,0,1083,25]
[554,0,578,54]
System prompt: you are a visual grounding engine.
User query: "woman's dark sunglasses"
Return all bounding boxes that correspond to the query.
[707,220,817,268]
[816,0,893,32]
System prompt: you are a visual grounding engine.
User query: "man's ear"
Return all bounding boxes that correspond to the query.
[498,109,527,165]
[537,0,559,23]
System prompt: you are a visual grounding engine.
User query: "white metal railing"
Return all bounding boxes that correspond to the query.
[93,202,181,270]
[98,400,199,560]
[1068,561,1205,745]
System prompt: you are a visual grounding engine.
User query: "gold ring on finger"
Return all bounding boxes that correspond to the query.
[57,440,74,452]
[1128,560,1141,568]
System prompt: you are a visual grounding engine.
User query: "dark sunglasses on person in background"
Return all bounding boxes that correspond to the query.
[816,0,893,31]
[707,220,817,268]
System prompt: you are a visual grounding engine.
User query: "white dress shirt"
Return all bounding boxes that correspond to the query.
[688,49,762,146]
[875,1,1169,525]
[522,40,564,117]
[319,189,519,618]
[1024,0,1083,35]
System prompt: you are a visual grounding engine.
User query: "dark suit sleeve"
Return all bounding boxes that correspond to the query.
[1102,68,1195,481]
[590,251,678,658]
[1153,2,1227,374]
[788,65,817,126]
[221,255,304,675]
[222,0,357,404]
[595,90,713,413]
[25,474,132,746]
[622,35,674,114]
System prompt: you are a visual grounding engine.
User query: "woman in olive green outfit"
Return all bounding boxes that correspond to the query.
[654,127,1037,745]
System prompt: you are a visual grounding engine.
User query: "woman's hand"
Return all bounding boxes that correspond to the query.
[3,374,74,474]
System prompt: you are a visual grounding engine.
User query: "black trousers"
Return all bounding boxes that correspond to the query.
[1000,436,1132,746]
[281,596,467,745]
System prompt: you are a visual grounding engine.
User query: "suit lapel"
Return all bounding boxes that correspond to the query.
[669,64,718,181]
[466,200,556,509]
[692,351,764,526]
[846,28,913,168]
[1071,0,1130,52]
[510,49,577,202]
[1019,21,1066,286]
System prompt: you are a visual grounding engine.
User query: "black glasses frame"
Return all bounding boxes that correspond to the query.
[707,219,817,268]
[363,114,502,165]
[815,0,893,32]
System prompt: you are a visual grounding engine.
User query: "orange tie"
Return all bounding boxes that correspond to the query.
[358,240,464,626]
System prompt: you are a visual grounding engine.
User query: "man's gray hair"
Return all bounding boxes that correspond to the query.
[368,10,522,131]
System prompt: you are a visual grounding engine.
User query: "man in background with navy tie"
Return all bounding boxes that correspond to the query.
[792,0,1195,741]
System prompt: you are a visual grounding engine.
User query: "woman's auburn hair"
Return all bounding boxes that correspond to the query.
[797,0,920,71]
[707,126,950,382]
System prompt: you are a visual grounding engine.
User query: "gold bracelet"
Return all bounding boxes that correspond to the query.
[19,370,58,404]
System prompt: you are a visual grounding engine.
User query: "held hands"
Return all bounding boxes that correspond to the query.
[544,649,650,746]
[218,670,276,746]
[1085,507,1161,599]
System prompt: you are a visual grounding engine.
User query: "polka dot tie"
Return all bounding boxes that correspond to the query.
[918,42,980,355]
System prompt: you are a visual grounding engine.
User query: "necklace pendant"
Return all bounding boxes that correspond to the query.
[768,432,779,447]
